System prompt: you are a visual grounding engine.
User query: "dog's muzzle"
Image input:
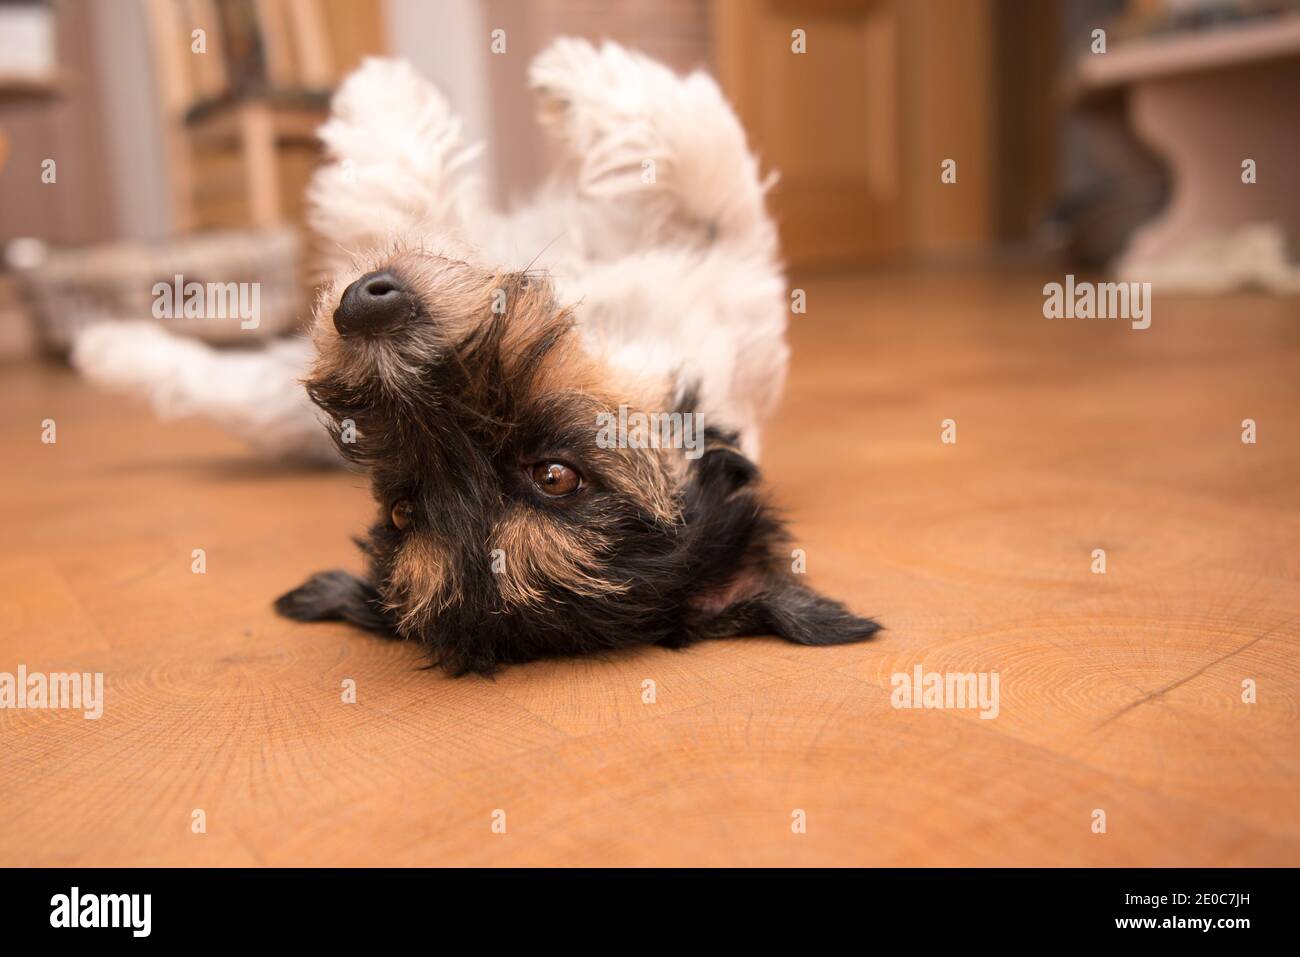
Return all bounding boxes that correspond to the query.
[333,270,417,337]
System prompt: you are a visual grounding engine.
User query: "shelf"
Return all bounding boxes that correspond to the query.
[1076,12,1300,90]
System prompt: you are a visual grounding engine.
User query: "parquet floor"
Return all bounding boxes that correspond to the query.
[1,270,1297,865]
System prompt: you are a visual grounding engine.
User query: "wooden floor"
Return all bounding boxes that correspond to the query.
[1,270,1297,866]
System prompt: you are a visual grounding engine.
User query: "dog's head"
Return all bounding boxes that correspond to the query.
[276,249,878,673]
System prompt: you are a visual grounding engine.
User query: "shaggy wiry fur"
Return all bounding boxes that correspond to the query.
[74,40,880,673]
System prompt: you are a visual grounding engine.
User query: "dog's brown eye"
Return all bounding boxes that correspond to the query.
[530,461,582,497]
[391,500,414,529]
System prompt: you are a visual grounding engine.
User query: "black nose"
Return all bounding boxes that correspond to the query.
[333,271,416,337]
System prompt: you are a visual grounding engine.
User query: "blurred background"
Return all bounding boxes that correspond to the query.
[0,0,1297,358]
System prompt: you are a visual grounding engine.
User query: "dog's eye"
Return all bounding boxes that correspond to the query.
[529,461,582,497]
[391,500,414,529]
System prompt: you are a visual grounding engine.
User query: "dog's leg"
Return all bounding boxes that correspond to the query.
[71,321,338,464]
[530,40,787,462]
[309,58,482,273]
[529,39,776,255]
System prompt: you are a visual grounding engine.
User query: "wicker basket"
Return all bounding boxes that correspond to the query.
[8,227,304,353]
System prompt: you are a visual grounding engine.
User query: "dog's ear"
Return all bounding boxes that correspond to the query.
[694,575,882,646]
[682,445,881,647]
[275,570,393,634]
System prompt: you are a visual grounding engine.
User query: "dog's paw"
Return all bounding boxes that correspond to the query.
[528,38,770,241]
[275,570,394,634]
[319,56,477,171]
[309,57,481,263]
[529,39,670,183]
[328,58,444,137]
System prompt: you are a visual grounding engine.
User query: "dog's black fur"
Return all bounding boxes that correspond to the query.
[276,262,879,675]
[277,433,881,674]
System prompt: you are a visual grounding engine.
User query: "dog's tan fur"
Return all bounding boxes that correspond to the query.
[384,530,456,632]
[306,248,688,619]
[490,504,628,608]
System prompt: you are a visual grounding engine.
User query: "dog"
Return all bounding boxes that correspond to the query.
[75,40,880,674]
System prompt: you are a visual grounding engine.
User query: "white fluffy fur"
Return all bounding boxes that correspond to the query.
[73,39,789,463]
[72,320,335,463]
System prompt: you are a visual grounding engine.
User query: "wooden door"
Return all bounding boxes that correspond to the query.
[714,0,905,267]
[714,0,1058,268]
